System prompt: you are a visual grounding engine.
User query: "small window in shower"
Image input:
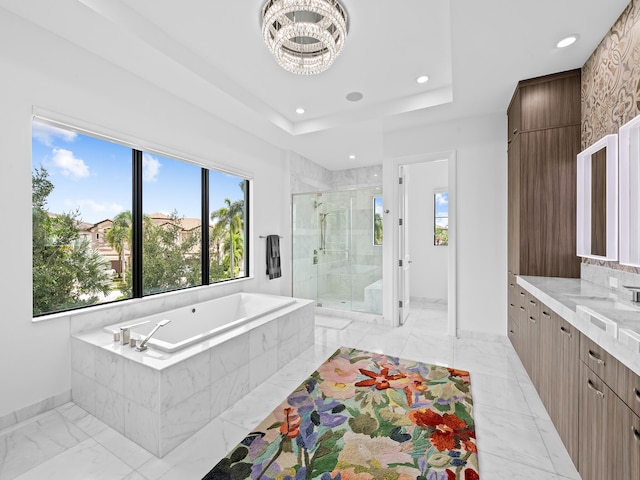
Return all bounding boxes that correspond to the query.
[373,196,383,245]
[434,191,449,246]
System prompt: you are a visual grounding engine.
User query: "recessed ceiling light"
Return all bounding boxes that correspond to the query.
[295,107,305,114]
[346,92,363,102]
[349,154,356,159]
[557,35,578,48]
[417,75,430,84]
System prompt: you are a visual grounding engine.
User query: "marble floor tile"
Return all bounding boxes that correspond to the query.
[0,411,88,480]
[474,404,555,473]
[401,335,454,367]
[218,381,291,432]
[520,382,552,420]
[93,427,154,470]
[479,451,561,479]
[534,418,581,480]
[3,310,580,480]
[12,439,133,480]
[471,372,532,416]
[137,417,246,480]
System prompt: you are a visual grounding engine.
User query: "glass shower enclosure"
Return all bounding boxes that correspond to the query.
[292,187,383,314]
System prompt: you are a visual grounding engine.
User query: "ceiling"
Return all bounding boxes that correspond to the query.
[0,0,631,169]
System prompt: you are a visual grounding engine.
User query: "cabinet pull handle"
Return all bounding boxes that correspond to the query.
[588,350,605,366]
[519,292,525,297]
[635,388,640,403]
[587,379,605,398]
[520,306,526,311]
[509,283,515,288]
[509,303,515,308]
[513,128,518,135]
[560,326,572,337]
[529,316,537,324]
[542,311,551,318]
[509,329,515,336]
[529,300,537,306]
[633,426,640,442]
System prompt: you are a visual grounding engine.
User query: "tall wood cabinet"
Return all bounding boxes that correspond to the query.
[507,69,582,278]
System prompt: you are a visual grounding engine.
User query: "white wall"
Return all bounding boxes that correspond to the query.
[383,113,507,336]
[0,12,291,418]
[406,161,449,301]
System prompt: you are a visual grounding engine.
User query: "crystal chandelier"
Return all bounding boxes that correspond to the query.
[261,0,348,75]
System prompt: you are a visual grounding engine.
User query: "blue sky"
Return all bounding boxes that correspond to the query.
[435,192,448,228]
[32,122,245,224]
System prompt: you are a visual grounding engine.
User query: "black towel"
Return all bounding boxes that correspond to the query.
[266,235,281,279]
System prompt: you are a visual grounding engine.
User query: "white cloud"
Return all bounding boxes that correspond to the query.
[436,192,448,206]
[52,148,90,178]
[76,199,125,216]
[32,122,77,146]
[143,153,161,183]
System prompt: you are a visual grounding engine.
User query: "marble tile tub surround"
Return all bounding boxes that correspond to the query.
[70,299,315,457]
[517,275,640,376]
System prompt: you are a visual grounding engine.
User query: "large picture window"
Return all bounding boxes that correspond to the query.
[31,119,251,316]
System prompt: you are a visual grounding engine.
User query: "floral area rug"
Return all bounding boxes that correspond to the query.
[203,346,479,480]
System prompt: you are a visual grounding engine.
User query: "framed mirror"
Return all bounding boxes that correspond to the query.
[576,134,618,260]
[619,114,640,266]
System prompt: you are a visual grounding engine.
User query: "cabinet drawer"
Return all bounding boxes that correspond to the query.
[617,360,640,418]
[580,334,618,387]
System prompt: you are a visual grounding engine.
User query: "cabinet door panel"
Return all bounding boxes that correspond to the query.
[610,391,640,479]
[519,126,581,277]
[579,362,610,480]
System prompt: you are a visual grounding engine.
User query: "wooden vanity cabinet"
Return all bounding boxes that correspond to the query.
[539,307,579,466]
[578,331,640,479]
[579,361,612,480]
[610,391,640,479]
[507,70,581,279]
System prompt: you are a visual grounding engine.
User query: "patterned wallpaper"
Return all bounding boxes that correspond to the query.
[582,0,640,149]
[582,0,640,272]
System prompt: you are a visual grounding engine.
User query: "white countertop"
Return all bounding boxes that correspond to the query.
[517,276,640,377]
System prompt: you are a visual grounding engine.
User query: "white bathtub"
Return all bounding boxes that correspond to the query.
[104,292,296,353]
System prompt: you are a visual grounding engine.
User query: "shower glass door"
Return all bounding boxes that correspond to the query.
[292,187,383,314]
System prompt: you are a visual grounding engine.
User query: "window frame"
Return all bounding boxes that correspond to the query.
[434,189,449,246]
[31,118,252,318]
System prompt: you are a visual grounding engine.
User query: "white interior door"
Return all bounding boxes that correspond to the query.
[399,167,411,325]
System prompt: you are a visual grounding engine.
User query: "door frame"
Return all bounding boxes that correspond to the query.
[389,150,457,336]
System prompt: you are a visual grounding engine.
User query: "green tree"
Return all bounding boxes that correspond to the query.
[374,213,383,245]
[32,167,112,315]
[122,212,201,295]
[105,210,132,281]
[211,198,244,279]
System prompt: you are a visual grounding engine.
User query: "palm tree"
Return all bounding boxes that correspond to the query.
[211,198,244,279]
[105,210,132,281]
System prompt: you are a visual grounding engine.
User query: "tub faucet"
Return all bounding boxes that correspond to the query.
[119,320,150,345]
[136,319,171,351]
[624,285,640,302]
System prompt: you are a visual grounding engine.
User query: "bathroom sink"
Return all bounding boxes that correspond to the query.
[576,305,618,337]
[564,294,640,312]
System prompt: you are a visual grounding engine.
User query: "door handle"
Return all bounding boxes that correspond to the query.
[560,326,572,337]
[588,350,606,366]
[587,379,605,398]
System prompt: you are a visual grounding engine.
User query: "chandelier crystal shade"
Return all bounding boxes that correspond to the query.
[261,0,348,75]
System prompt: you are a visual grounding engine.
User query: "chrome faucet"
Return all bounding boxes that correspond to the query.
[623,286,640,302]
[119,320,150,345]
[136,319,171,351]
